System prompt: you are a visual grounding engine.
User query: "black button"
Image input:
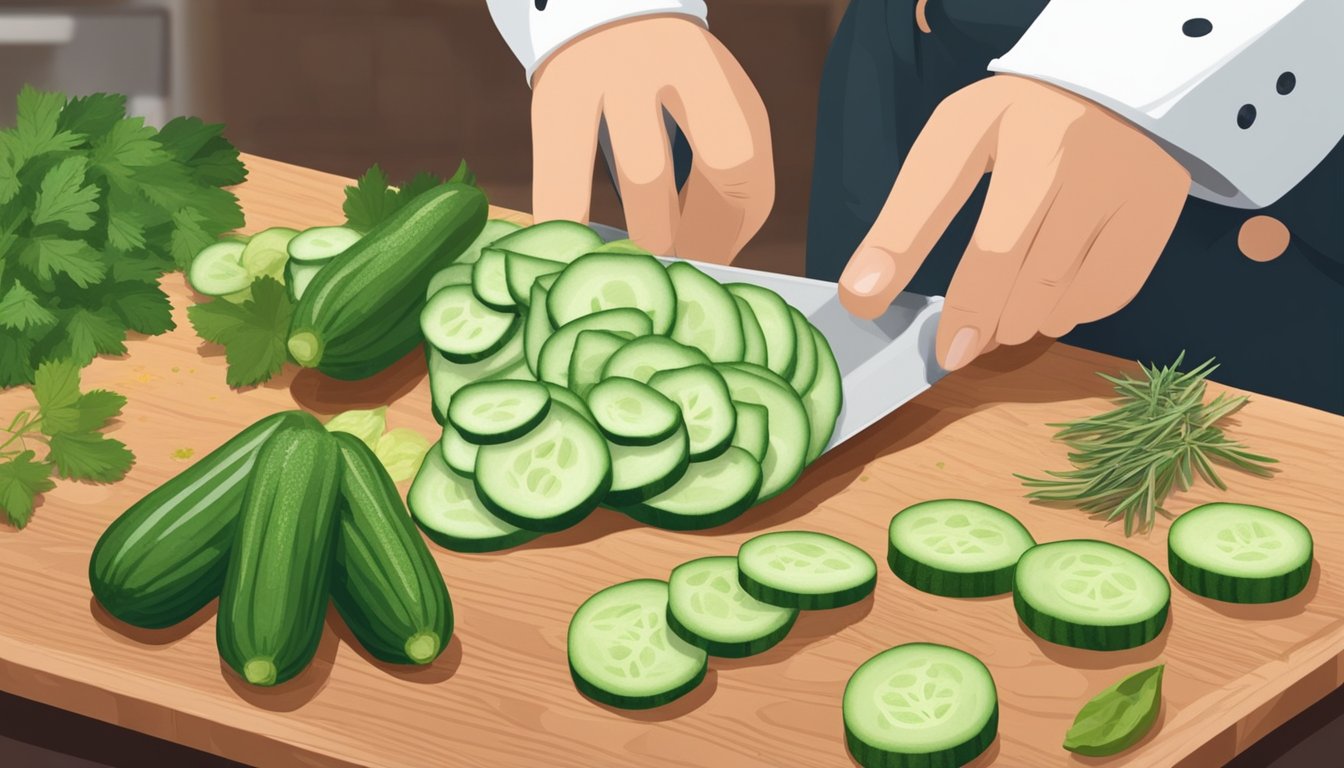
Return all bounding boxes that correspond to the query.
[1183,18,1213,37]
[1237,104,1257,129]
[535,0,548,10]
[1277,72,1296,95]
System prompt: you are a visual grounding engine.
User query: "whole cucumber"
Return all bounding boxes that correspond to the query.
[217,425,342,686]
[287,182,487,380]
[89,410,318,629]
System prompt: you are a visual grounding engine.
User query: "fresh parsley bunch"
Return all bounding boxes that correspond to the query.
[0,86,246,388]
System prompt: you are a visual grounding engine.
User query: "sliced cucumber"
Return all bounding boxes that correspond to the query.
[586,377,682,446]
[447,380,551,445]
[426,263,474,300]
[607,425,691,506]
[421,284,521,363]
[286,260,325,303]
[240,227,298,282]
[1168,503,1313,604]
[523,281,554,376]
[734,295,769,368]
[426,331,530,424]
[568,579,708,710]
[505,251,564,307]
[738,531,877,609]
[802,325,842,463]
[727,284,796,380]
[287,225,362,263]
[1015,540,1170,651]
[568,330,628,398]
[471,248,515,311]
[491,220,602,264]
[719,364,810,500]
[438,423,479,478]
[592,238,650,255]
[787,307,819,395]
[409,450,539,552]
[473,402,610,532]
[667,556,798,658]
[547,253,676,334]
[648,364,736,461]
[602,336,710,384]
[888,500,1036,598]
[544,383,595,424]
[189,241,250,296]
[538,309,653,387]
[624,447,762,531]
[667,261,744,363]
[730,401,770,464]
[458,219,522,265]
[844,643,998,768]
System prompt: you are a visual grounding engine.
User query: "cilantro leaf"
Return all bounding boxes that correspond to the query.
[398,171,445,204]
[31,156,100,231]
[11,86,82,162]
[154,117,246,187]
[169,207,214,268]
[90,117,169,178]
[52,307,128,367]
[343,164,400,233]
[187,277,293,388]
[0,281,58,331]
[0,450,55,528]
[57,93,127,137]
[102,281,175,335]
[19,237,108,288]
[47,430,135,483]
[0,136,19,206]
[33,358,82,413]
[0,333,36,388]
[73,389,127,432]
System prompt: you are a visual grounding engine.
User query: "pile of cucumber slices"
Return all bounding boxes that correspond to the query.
[408,220,843,547]
[187,224,363,304]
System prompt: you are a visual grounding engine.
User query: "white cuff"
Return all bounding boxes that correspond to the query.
[486,0,709,85]
[989,0,1344,209]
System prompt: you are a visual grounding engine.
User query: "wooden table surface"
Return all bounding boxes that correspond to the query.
[1,155,1342,768]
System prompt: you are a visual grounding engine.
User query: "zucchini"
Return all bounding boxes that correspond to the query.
[89,410,316,629]
[217,425,342,686]
[331,433,453,665]
[288,182,487,380]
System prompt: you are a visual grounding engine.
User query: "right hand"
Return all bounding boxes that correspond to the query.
[531,15,774,264]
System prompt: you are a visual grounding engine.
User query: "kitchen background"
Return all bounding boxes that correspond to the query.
[0,1,1339,766]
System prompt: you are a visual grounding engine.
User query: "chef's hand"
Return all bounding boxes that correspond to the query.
[530,15,774,263]
[838,75,1191,371]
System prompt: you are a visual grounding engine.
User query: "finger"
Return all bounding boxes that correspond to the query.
[531,79,602,223]
[605,92,681,254]
[838,86,1003,319]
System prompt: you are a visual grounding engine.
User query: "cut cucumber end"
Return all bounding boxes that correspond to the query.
[404,632,442,664]
[243,658,278,686]
[287,331,323,368]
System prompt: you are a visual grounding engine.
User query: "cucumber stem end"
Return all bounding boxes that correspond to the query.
[243,658,278,686]
[404,632,442,664]
[287,331,323,368]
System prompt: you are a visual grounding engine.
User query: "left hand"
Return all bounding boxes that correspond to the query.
[837,75,1191,370]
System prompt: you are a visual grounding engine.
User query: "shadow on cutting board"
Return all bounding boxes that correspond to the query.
[288,348,428,415]
[88,597,216,647]
[714,593,875,671]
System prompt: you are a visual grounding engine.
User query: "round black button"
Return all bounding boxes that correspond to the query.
[1277,72,1297,95]
[1183,18,1213,37]
[1237,104,1257,129]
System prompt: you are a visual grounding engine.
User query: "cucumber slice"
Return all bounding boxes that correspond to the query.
[730,401,770,464]
[648,364,736,461]
[421,284,521,363]
[718,364,810,500]
[471,248,515,311]
[426,263,474,300]
[409,450,540,552]
[624,447,762,531]
[738,531,877,609]
[457,219,522,265]
[240,227,298,281]
[426,332,530,424]
[802,325,842,463]
[888,500,1036,598]
[592,238,650,255]
[568,330,628,398]
[286,260,325,303]
[667,261,745,362]
[287,225,361,263]
[667,556,799,658]
[188,241,250,296]
[607,425,691,506]
[734,296,769,368]
[1014,540,1170,651]
[1168,503,1313,604]
[539,309,654,387]
[490,220,602,263]
[787,308,819,395]
[535,272,560,291]
[568,579,708,710]
[523,282,554,376]
[844,643,998,768]
[447,380,551,445]
[547,253,676,334]
[602,336,711,384]
[505,251,564,307]
[438,423,479,478]
[586,377,682,446]
[727,284,796,380]
[473,402,610,532]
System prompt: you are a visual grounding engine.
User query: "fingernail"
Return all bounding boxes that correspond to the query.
[944,326,980,371]
[844,248,894,296]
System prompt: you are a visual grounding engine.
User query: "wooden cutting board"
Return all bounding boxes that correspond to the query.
[2,155,1342,768]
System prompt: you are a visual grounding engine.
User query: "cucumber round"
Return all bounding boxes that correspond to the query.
[606,425,691,506]
[586,377,682,446]
[730,400,770,464]
[544,382,595,424]
[719,364,810,500]
[504,251,564,307]
[240,227,298,281]
[888,500,1036,598]
[568,330,628,398]
[738,531,877,609]
[523,281,554,376]
[539,308,654,387]
[471,248,514,311]
[421,284,521,363]
[726,284,796,379]
[438,423,479,478]
[473,402,610,532]
[425,331,529,425]
[188,241,250,296]
[667,261,744,362]
[457,219,523,265]
[802,325,842,463]
[733,295,769,368]
[425,263,474,300]
[490,219,601,264]
[622,446,761,530]
[1014,540,1170,651]
[409,448,540,552]
[1168,503,1313,604]
[547,253,676,334]
[287,225,362,263]
[602,336,711,384]
[786,308,819,395]
[844,643,998,768]
[568,579,708,710]
[286,260,326,303]
[667,556,798,658]
[447,379,551,445]
[648,364,736,462]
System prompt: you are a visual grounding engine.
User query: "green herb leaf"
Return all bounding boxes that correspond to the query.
[155,116,247,187]
[0,333,36,388]
[448,160,476,187]
[47,430,134,483]
[343,164,400,233]
[1063,665,1164,756]
[11,86,83,161]
[398,171,445,204]
[0,281,59,331]
[53,307,129,367]
[186,277,293,388]
[72,389,127,432]
[90,116,169,178]
[19,237,108,288]
[33,359,82,415]
[102,281,175,335]
[0,450,56,528]
[57,93,127,137]
[31,156,100,230]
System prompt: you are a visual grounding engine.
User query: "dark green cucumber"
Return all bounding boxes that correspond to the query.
[89,410,317,629]
[288,182,487,380]
[330,433,453,665]
[217,425,342,686]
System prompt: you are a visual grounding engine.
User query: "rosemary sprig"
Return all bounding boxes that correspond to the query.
[1016,353,1277,535]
